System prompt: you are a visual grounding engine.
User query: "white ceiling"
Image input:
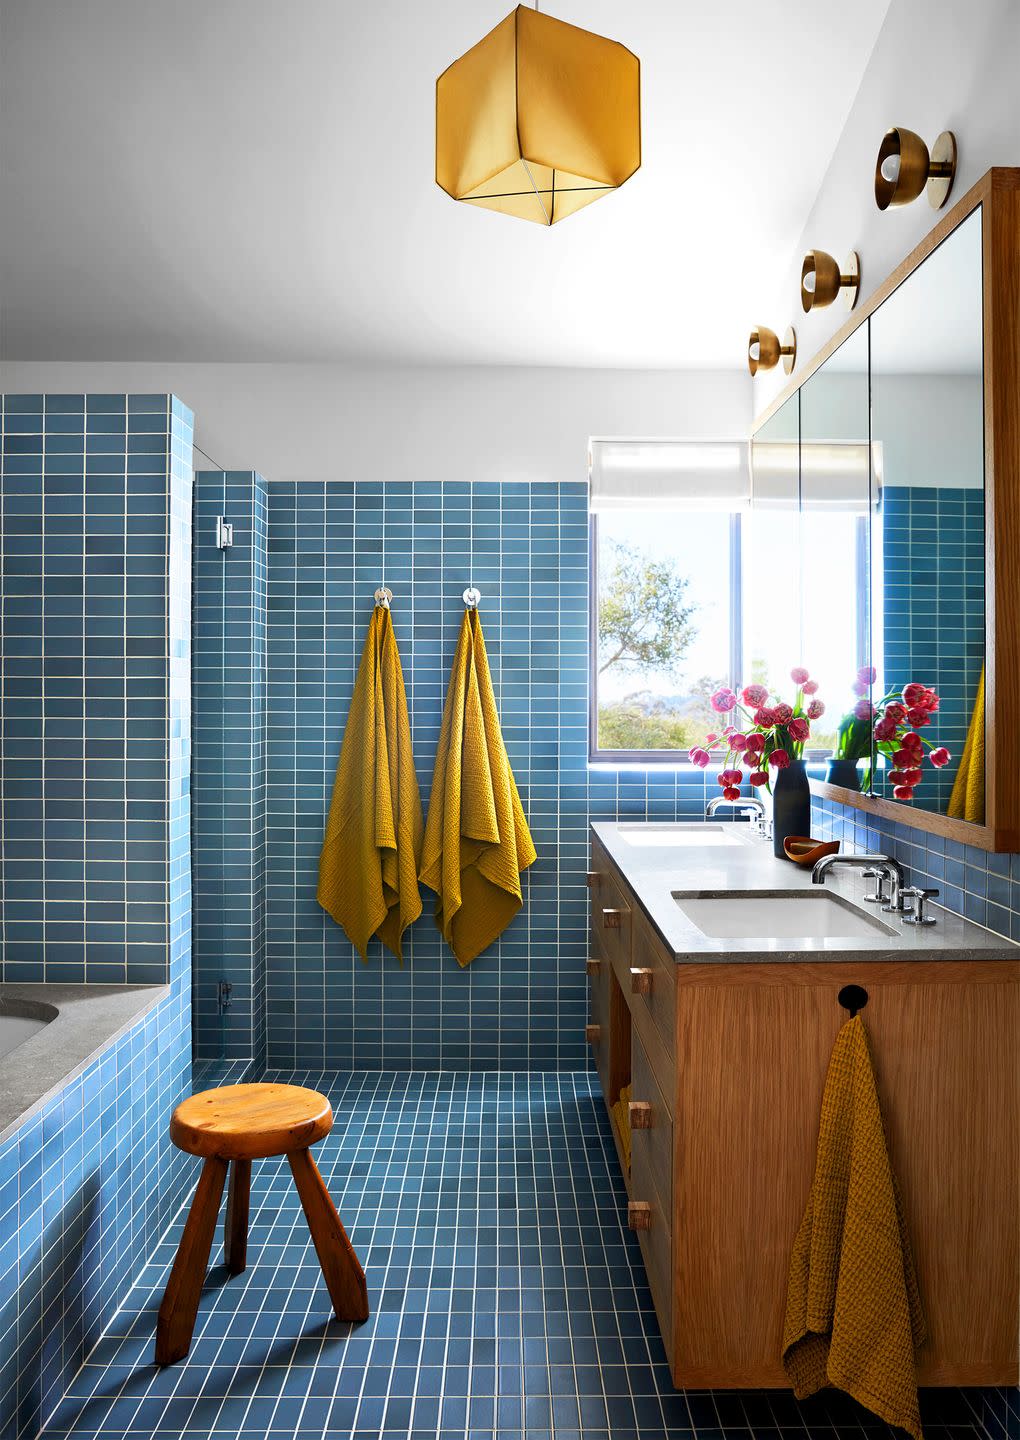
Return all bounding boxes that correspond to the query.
[0,0,891,367]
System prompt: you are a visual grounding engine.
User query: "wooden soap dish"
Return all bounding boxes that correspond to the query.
[783,836,840,867]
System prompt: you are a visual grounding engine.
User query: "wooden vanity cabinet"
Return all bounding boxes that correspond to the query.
[587,836,1020,1390]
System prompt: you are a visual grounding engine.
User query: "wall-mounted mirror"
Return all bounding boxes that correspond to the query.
[749,169,1019,850]
[798,324,872,775]
[748,393,800,698]
[869,208,985,821]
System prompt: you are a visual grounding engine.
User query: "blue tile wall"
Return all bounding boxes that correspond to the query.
[263,480,730,1072]
[811,793,1020,940]
[881,485,984,812]
[192,471,268,1069]
[0,394,195,1439]
[0,393,189,986]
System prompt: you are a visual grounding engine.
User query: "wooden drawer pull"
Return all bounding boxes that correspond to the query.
[602,907,627,929]
[586,871,601,889]
[630,967,654,995]
[585,1023,601,1045]
[628,1200,652,1231]
[586,958,602,978]
[629,1100,653,1130]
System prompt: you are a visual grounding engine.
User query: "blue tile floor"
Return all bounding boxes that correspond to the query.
[40,1072,1000,1439]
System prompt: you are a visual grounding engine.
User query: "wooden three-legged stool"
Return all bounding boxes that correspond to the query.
[155,1083,369,1365]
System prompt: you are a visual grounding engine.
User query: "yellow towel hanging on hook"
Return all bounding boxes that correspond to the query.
[419,598,536,966]
[783,1013,926,1439]
[317,599,423,962]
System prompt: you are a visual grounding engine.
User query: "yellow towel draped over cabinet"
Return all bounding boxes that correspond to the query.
[317,604,423,961]
[419,608,536,966]
[783,1015,926,1440]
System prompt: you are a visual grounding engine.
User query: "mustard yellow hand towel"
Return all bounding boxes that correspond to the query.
[948,667,984,824]
[317,604,423,962]
[783,1016,926,1440]
[419,608,536,966]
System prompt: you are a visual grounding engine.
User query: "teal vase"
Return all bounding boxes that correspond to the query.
[825,758,862,791]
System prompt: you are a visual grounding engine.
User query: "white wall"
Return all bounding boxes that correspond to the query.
[753,0,1020,414]
[0,363,750,484]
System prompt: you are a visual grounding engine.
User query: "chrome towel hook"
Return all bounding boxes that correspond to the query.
[374,587,393,610]
[463,586,481,610]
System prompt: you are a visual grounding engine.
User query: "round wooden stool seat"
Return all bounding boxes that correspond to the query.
[170,1083,333,1161]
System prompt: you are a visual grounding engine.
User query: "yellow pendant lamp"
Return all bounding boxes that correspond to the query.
[435,4,641,226]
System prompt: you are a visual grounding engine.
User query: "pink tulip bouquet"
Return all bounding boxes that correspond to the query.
[835,673,950,801]
[687,667,825,798]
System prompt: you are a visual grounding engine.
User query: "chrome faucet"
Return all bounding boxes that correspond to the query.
[705,794,766,823]
[811,852,905,911]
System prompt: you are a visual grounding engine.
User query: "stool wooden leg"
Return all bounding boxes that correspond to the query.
[155,1155,228,1365]
[224,1158,251,1275]
[288,1148,369,1323]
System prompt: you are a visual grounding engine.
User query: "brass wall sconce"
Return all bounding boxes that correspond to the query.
[874,127,957,211]
[801,250,860,312]
[748,325,796,377]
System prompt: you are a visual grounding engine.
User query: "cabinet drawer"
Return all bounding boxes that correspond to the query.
[631,907,676,1063]
[630,1133,673,1353]
[631,1029,672,1215]
[631,976,675,1118]
[589,842,633,976]
[588,950,611,1099]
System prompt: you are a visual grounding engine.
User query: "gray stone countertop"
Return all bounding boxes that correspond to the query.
[0,982,167,1145]
[591,820,1020,964]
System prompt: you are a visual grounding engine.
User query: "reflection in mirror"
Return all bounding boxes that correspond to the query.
[870,207,985,821]
[798,324,872,784]
[748,394,801,701]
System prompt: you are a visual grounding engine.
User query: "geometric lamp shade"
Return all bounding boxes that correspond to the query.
[436,6,641,226]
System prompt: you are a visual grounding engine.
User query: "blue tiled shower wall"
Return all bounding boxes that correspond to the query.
[0,393,190,986]
[259,479,726,1071]
[0,395,195,1438]
[881,484,984,812]
[191,471,268,1070]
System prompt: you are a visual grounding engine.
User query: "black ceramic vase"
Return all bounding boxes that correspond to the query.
[824,757,862,791]
[772,758,811,859]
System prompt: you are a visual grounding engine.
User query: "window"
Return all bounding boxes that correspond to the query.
[588,440,746,763]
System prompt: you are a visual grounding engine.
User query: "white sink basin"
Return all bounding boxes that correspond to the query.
[673,890,898,940]
[618,823,748,848]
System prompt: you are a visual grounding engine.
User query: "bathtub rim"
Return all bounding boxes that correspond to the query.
[0,994,60,1026]
[0,982,168,1146]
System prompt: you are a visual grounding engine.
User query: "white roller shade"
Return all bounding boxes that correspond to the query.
[750,440,883,511]
[588,439,750,512]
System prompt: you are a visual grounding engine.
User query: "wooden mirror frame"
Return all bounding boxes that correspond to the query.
[751,168,1020,852]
